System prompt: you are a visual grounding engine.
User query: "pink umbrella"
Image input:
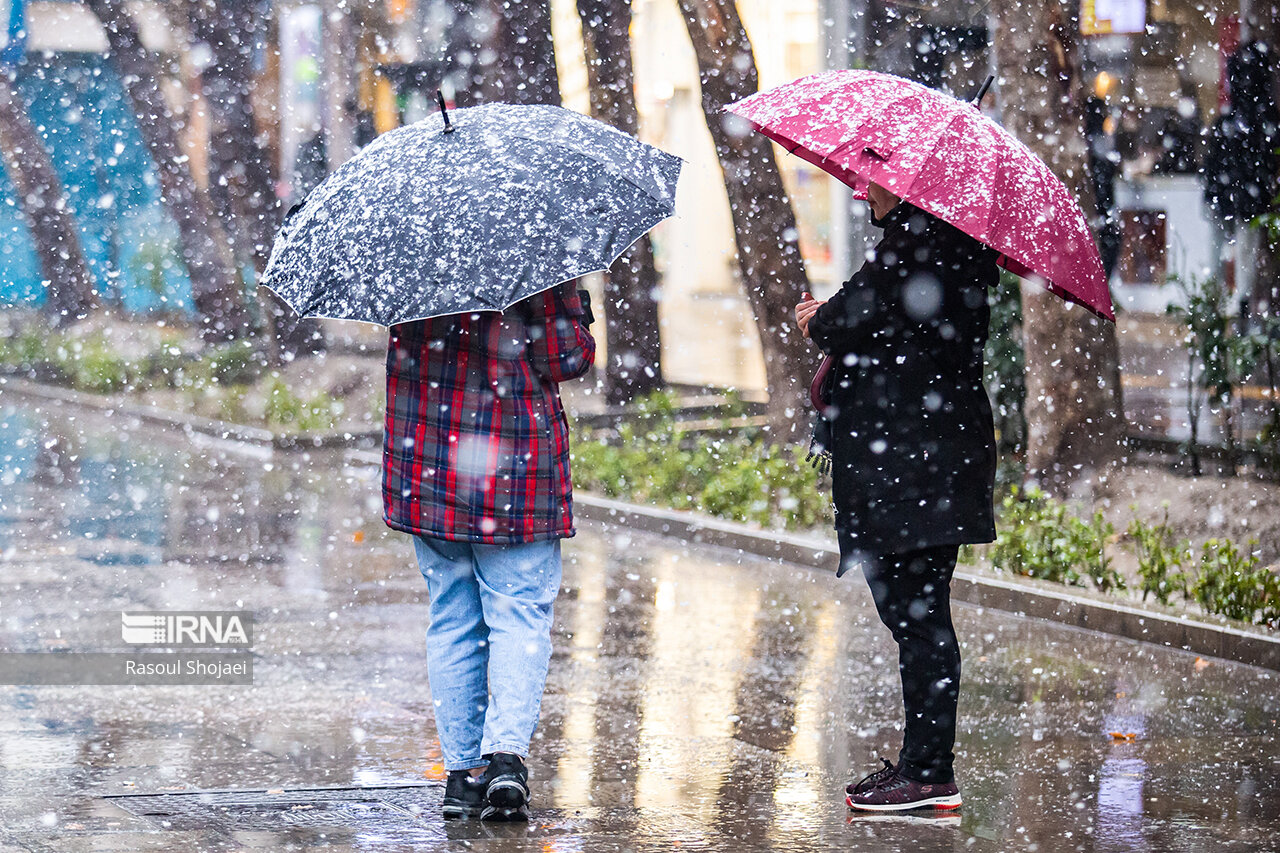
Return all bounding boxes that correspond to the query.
[726,70,1115,322]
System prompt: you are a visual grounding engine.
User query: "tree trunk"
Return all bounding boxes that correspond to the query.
[991,0,1126,497]
[194,0,325,358]
[0,75,98,325]
[495,0,561,105]
[439,0,560,106]
[675,0,813,437]
[86,0,251,343]
[577,0,664,403]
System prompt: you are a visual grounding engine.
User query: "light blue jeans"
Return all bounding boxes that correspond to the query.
[412,535,562,771]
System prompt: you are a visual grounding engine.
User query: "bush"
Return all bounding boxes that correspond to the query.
[62,341,134,393]
[141,345,197,389]
[0,325,52,368]
[571,392,830,531]
[46,334,139,393]
[1192,539,1280,628]
[200,339,262,386]
[983,490,1275,627]
[1126,508,1191,605]
[986,270,1026,453]
[989,487,1124,592]
[261,376,343,432]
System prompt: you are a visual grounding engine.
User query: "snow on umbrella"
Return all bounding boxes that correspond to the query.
[726,70,1115,322]
[261,100,683,326]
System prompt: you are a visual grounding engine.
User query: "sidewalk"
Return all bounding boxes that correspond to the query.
[1,388,1278,851]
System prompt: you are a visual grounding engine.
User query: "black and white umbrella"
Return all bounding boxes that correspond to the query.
[261,100,683,326]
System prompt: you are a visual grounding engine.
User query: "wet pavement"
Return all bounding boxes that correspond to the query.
[1,390,1278,852]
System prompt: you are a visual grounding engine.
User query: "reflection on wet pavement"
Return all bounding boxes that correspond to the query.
[1,394,1278,852]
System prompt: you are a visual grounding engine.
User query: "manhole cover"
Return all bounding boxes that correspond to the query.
[105,785,716,848]
[107,784,439,832]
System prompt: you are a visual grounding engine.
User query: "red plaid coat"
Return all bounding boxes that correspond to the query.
[382,283,596,544]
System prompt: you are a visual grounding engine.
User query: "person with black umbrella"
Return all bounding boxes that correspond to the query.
[384,282,596,822]
[795,180,999,812]
[260,100,680,823]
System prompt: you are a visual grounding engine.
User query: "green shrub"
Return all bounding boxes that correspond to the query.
[571,392,829,531]
[985,270,1026,454]
[262,376,342,431]
[990,487,1124,592]
[0,325,52,368]
[141,345,196,389]
[1126,508,1191,605]
[200,339,262,386]
[577,396,1278,631]
[65,344,133,392]
[1192,539,1280,627]
[51,335,136,393]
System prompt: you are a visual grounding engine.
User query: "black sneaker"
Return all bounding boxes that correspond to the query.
[846,758,896,796]
[480,752,530,822]
[442,770,485,820]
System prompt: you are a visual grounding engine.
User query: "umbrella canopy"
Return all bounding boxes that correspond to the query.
[726,70,1115,322]
[261,102,683,326]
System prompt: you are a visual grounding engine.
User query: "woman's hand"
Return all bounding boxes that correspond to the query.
[795,292,825,339]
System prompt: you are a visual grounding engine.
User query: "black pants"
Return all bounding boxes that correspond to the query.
[860,545,961,784]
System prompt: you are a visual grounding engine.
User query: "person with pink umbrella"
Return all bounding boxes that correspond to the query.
[796,179,997,812]
[730,71,1115,813]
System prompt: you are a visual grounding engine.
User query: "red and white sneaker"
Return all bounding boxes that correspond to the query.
[846,771,962,812]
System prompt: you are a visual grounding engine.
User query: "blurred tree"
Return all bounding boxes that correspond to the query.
[85,0,251,343]
[675,0,813,438]
[188,0,325,359]
[991,0,1126,497]
[436,0,560,106]
[496,0,560,105]
[0,75,98,325]
[576,0,664,403]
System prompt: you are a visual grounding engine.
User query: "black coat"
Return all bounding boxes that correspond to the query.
[809,203,998,568]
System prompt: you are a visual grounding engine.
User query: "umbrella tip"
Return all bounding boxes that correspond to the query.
[969,75,994,106]
[436,90,455,133]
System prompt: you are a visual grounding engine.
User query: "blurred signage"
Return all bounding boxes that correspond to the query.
[1081,0,1146,36]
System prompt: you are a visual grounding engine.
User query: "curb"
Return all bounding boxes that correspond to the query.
[571,494,1280,673]
[6,379,1277,673]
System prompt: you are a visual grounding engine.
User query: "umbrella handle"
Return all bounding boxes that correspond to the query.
[969,75,994,105]
[436,90,455,133]
[810,354,833,410]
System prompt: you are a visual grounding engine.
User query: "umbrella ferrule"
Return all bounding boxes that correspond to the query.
[970,75,994,106]
[436,90,455,133]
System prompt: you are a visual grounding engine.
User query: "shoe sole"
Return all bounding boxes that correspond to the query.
[480,804,529,822]
[846,793,962,812]
[442,803,484,820]
[487,779,529,811]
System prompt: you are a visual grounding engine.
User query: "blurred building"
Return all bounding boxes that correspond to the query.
[1078,0,1254,314]
[0,0,1270,384]
[0,0,194,312]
